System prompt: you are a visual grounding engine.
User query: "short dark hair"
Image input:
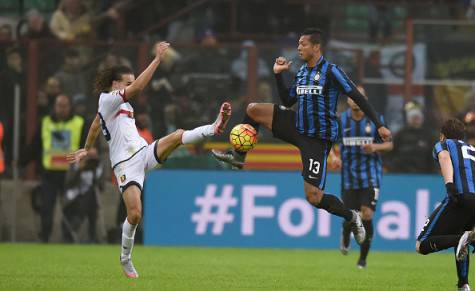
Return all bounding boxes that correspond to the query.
[301,28,323,45]
[441,118,466,140]
[94,65,134,95]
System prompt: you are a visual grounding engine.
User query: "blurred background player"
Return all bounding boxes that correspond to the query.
[67,42,232,278]
[332,84,393,268]
[416,119,475,291]
[212,28,392,246]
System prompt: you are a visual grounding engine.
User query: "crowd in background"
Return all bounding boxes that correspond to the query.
[0,0,474,242]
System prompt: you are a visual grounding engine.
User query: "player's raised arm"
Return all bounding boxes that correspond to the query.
[274,57,297,107]
[123,41,170,101]
[67,114,101,163]
[331,66,392,142]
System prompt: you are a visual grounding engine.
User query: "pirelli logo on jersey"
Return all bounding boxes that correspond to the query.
[343,137,374,146]
[296,85,323,95]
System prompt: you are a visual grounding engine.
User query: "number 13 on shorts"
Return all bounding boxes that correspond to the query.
[308,158,320,174]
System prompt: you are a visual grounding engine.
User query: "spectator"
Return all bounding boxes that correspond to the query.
[388,102,435,173]
[54,49,87,102]
[23,9,55,39]
[368,3,392,42]
[63,147,102,243]
[50,0,93,41]
[38,77,62,117]
[464,109,475,145]
[135,111,154,145]
[0,24,13,42]
[97,51,131,72]
[0,121,4,175]
[0,47,26,168]
[20,94,87,242]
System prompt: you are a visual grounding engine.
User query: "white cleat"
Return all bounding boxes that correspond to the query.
[351,210,366,245]
[120,257,139,279]
[213,102,232,135]
[458,284,471,291]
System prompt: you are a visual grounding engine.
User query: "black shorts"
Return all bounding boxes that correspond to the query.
[272,105,332,189]
[417,195,475,241]
[342,187,379,211]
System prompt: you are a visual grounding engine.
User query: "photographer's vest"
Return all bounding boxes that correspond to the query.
[42,115,84,171]
[0,121,4,174]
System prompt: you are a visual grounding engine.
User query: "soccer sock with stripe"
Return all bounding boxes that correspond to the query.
[317,194,353,221]
[121,218,137,260]
[359,220,374,262]
[455,248,470,288]
[234,113,260,157]
[418,235,460,254]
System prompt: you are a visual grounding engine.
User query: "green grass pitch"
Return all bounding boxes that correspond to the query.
[0,243,460,290]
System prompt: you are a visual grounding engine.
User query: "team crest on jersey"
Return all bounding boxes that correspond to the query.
[365,122,372,134]
[314,72,321,82]
[120,175,126,183]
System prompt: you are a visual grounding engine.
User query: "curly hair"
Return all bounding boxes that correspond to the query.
[441,118,466,140]
[93,65,133,95]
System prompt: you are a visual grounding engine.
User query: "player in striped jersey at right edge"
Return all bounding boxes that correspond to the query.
[331,85,393,269]
[415,119,475,291]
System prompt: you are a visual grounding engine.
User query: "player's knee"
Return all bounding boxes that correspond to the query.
[305,188,323,206]
[246,103,259,119]
[361,208,373,220]
[127,207,142,225]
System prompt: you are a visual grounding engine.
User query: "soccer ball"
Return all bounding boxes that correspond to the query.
[229,124,258,152]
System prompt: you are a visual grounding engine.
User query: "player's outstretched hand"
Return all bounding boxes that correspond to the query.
[66,148,88,164]
[273,57,292,74]
[378,126,392,142]
[154,42,170,62]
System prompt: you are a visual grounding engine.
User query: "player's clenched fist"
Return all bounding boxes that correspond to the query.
[273,56,292,74]
[154,42,170,62]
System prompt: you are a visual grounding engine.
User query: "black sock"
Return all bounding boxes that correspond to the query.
[317,194,353,221]
[342,220,352,248]
[455,248,470,287]
[235,113,261,157]
[419,236,460,254]
[359,220,374,262]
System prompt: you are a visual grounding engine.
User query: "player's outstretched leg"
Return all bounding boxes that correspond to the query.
[457,229,475,261]
[120,185,141,279]
[154,102,232,163]
[304,182,366,245]
[211,103,273,169]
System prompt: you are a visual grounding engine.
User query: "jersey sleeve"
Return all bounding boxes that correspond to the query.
[331,66,354,94]
[98,89,126,116]
[432,140,448,160]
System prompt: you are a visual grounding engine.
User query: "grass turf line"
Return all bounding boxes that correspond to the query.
[0,244,458,290]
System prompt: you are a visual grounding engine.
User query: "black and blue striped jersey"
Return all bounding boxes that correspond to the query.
[339,109,385,190]
[433,139,475,194]
[282,56,360,142]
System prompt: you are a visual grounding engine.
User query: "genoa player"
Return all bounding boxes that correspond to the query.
[331,85,393,268]
[416,119,475,291]
[212,28,392,245]
[67,42,232,278]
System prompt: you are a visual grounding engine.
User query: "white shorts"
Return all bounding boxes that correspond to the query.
[113,140,162,193]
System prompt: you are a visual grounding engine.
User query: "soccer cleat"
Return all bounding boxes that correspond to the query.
[350,210,366,245]
[211,149,245,169]
[340,222,351,255]
[120,257,139,279]
[213,102,232,135]
[456,230,475,261]
[458,284,471,291]
[357,259,366,269]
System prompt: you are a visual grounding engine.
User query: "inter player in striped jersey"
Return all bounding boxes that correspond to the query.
[331,85,393,268]
[212,28,392,245]
[67,42,232,279]
[416,119,475,291]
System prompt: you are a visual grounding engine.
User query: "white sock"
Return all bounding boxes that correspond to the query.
[121,218,137,260]
[181,124,214,144]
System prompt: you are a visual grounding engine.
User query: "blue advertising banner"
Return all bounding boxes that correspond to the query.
[144,170,446,251]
